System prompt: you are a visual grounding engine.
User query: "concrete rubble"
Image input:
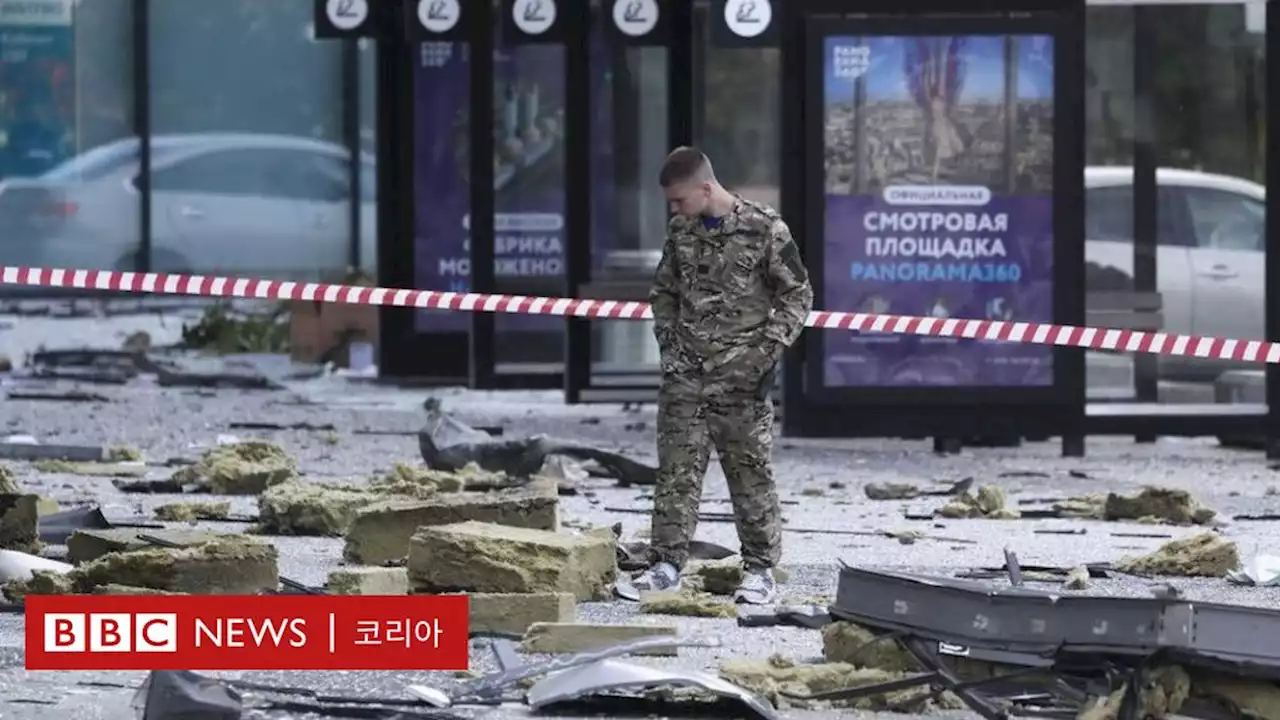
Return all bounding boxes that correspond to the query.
[0,465,21,495]
[467,592,576,635]
[171,441,298,495]
[640,591,739,618]
[407,521,615,600]
[3,535,277,601]
[154,501,231,521]
[66,528,238,563]
[519,622,678,656]
[938,485,1020,519]
[0,493,41,554]
[344,488,559,564]
[1052,486,1218,525]
[326,566,409,595]
[1114,532,1240,578]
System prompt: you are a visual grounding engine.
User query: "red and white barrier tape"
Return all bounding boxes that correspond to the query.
[3,265,1278,365]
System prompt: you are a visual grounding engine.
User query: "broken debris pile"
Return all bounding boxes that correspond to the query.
[1114,532,1240,578]
[170,441,298,495]
[419,403,658,487]
[1055,486,1218,526]
[4,533,278,601]
[938,485,1020,519]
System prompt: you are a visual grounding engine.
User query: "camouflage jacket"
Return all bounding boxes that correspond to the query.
[649,197,814,380]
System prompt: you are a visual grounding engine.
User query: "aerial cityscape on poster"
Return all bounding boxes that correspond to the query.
[823,33,1056,387]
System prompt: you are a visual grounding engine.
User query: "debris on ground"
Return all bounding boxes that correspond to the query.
[68,535,279,594]
[468,592,576,635]
[31,459,147,477]
[372,461,483,493]
[107,446,143,462]
[4,535,277,598]
[1064,565,1091,590]
[66,528,247,563]
[1078,664,1190,720]
[181,300,289,354]
[407,521,615,600]
[864,482,919,500]
[257,481,384,536]
[1048,487,1218,526]
[326,567,409,595]
[639,591,738,618]
[1104,487,1217,525]
[0,465,20,494]
[419,403,658,486]
[154,501,232,522]
[681,559,791,595]
[344,489,560,564]
[1114,533,1240,578]
[1192,670,1280,718]
[0,494,41,554]
[718,655,963,711]
[170,441,298,495]
[937,485,1020,519]
[519,622,678,656]
[820,621,916,672]
[0,548,71,583]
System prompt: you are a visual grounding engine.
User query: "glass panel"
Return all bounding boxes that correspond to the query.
[358,39,377,275]
[0,0,138,279]
[820,32,1055,387]
[1083,5,1137,400]
[592,34,668,377]
[1151,2,1266,414]
[492,36,570,368]
[702,46,781,208]
[411,40,469,333]
[148,0,346,280]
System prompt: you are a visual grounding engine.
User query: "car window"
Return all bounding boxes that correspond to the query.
[150,148,351,202]
[151,150,280,196]
[1182,187,1264,252]
[1085,184,1183,245]
[273,151,349,203]
[1085,186,1134,242]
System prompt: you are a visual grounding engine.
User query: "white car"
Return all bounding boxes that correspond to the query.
[1085,166,1264,380]
[0,132,376,279]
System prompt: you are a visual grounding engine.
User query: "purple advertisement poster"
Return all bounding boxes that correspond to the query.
[822,34,1055,387]
[411,32,616,332]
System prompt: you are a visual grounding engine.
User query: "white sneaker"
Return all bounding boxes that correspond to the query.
[614,562,681,601]
[733,568,777,605]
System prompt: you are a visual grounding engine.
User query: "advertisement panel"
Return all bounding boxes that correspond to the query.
[412,31,616,331]
[822,34,1055,387]
[0,0,74,180]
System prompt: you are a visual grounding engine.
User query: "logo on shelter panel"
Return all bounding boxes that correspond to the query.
[613,0,658,37]
[419,0,460,33]
[325,0,368,30]
[724,0,771,38]
[513,0,556,35]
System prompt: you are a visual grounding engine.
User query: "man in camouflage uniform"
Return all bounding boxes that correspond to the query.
[618,147,813,605]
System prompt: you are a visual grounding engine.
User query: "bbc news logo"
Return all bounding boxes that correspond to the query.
[26,595,469,671]
[45,613,177,652]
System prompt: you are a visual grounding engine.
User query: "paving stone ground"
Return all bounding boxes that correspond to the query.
[2,309,1279,718]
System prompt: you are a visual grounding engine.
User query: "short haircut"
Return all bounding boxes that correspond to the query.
[659,146,713,187]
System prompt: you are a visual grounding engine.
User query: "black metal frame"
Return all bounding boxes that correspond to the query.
[781,0,1087,448]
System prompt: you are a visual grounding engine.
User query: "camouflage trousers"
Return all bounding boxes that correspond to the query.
[650,372,782,570]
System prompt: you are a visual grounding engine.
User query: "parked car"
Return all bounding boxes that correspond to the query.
[1085,166,1265,381]
[0,132,376,279]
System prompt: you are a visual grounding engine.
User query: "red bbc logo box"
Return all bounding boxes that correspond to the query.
[25,594,470,671]
[44,612,178,653]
